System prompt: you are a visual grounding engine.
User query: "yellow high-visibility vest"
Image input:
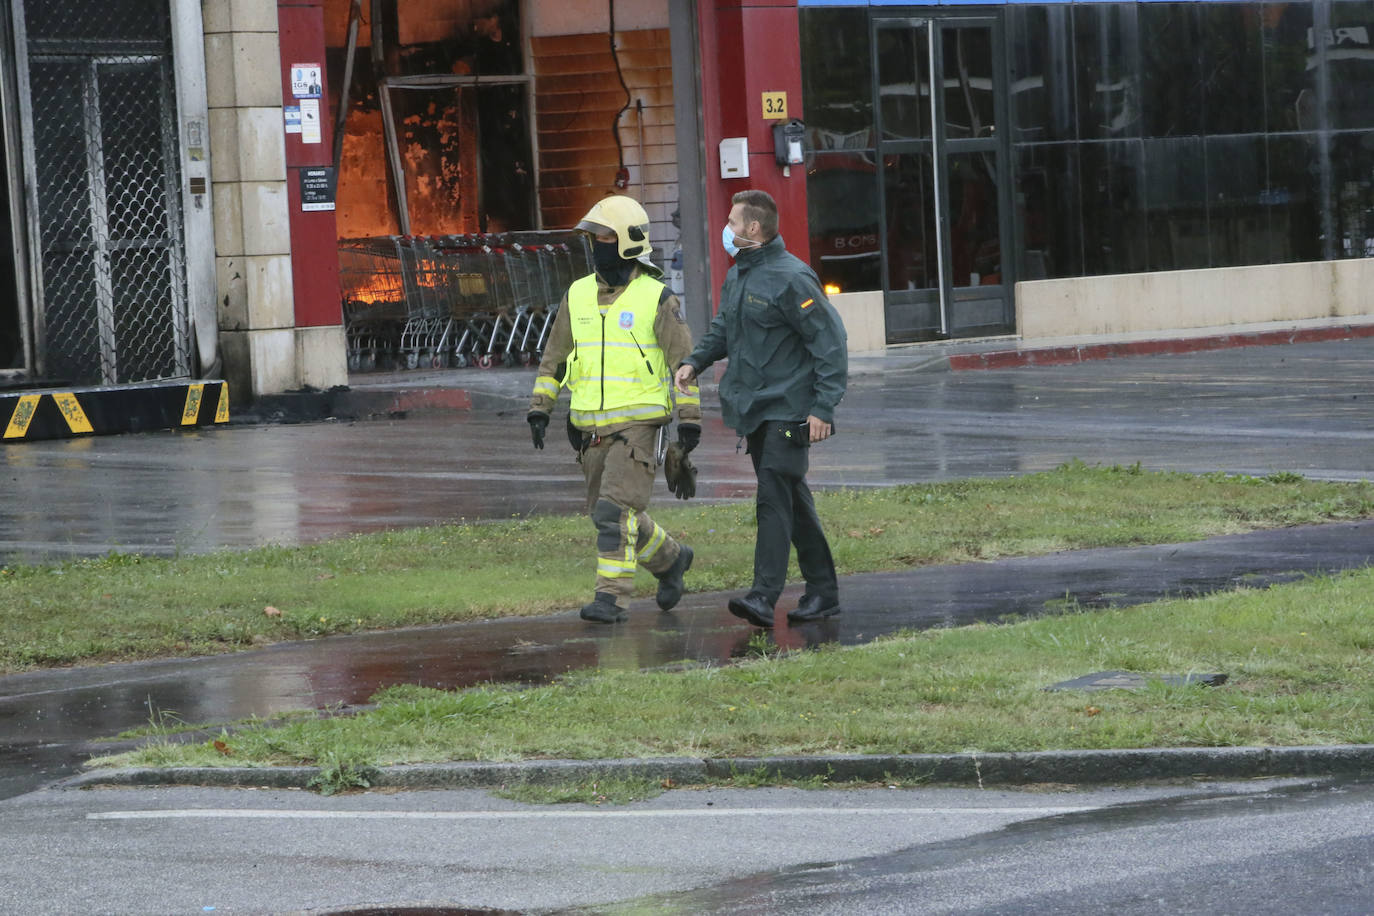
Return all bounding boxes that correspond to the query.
[566,273,670,428]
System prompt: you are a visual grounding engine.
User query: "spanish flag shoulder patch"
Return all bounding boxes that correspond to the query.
[799,298,814,310]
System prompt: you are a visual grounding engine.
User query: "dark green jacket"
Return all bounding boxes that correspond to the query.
[684,235,848,436]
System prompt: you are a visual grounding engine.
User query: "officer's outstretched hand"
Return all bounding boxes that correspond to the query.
[677,423,700,454]
[527,411,549,449]
[674,363,697,395]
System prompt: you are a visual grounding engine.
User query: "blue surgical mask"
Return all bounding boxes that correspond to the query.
[722,223,739,257]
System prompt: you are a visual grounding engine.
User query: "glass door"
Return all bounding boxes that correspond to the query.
[873,16,1013,342]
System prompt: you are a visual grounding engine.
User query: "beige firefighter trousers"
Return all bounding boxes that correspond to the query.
[581,422,682,605]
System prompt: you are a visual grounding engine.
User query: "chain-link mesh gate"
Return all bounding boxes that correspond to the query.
[19,0,190,385]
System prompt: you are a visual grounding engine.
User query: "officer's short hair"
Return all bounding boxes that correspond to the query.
[731,189,779,241]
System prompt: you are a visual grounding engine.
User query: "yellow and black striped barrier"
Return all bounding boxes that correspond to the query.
[2,380,229,443]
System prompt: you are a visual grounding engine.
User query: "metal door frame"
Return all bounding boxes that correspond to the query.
[0,0,32,378]
[872,12,1014,342]
[9,0,205,384]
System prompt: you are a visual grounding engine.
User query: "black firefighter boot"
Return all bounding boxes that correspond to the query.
[655,545,693,611]
[581,591,628,624]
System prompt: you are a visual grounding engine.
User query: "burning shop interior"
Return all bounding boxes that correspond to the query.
[325,0,678,370]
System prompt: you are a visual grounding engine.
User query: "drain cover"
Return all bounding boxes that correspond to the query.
[1046,670,1228,692]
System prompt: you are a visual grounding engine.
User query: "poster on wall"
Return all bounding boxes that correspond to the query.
[291,64,322,99]
[300,167,336,212]
[300,99,321,144]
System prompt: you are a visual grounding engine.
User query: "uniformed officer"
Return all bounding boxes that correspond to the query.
[675,189,848,628]
[528,196,702,623]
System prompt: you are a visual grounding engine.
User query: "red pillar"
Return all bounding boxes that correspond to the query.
[697,0,810,312]
[278,1,342,328]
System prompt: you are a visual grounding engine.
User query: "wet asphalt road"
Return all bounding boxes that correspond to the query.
[4,337,1374,563]
[1,777,1371,914]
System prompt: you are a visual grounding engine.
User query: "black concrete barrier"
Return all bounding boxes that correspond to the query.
[1,379,230,442]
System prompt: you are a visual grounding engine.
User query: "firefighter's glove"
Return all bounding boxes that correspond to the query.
[664,442,697,500]
[677,423,701,454]
[528,411,548,450]
[566,415,585,452]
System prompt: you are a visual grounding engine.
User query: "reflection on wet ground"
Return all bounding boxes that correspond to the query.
[6,338,1374,563]
[4,520,1373,800]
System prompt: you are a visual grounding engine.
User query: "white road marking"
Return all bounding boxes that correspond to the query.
[89,805,1091,821]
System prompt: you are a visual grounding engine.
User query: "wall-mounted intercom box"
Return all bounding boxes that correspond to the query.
[719,137,749,179]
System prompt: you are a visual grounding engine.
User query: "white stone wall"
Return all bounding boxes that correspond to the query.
[203,0,346,397]
[1015,258,1374,342]
[829,291,886,354]
[205,0,297,397]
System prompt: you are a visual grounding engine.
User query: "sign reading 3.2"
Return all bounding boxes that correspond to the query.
[761,91,789,120]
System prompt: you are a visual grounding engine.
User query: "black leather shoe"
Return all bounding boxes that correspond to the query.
[655,544,693,611]
[787,593,841,623]
[727,592,775,628]
[581,592,627,623]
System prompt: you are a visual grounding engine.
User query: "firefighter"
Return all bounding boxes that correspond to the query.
[527,195,702,623]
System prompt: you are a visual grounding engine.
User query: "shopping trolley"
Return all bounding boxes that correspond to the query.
[338,237,408,371]
[396,237,456,370]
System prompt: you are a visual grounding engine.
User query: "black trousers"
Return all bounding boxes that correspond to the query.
[746,421,838,606]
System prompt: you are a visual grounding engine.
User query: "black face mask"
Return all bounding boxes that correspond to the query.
[592,240,635,287]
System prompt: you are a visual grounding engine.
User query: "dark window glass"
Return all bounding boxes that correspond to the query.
[1008,6,1077,143]
[801,9,874,149]
[396,0,522,77]
[807,152,882,293]
[1262,2,1315,133]
[941,26,996,141]
[1202,4,1266,135]
[1266,134,1324,262]
[1144,137,1207,269]
[1205,135,1269,267]
[23,0,168,48]
[1330,131,1374,257]
[883,152,940,292]
[877,24,932,141]
[392,86,534,234]
[477,85,533,233]
[1074,4,1141,140]
[1141,4,1204,138]
[1080,140,1146,275]
[1016,144,1083,279]
[947,153,1003,287]
[1325,3,1374,130]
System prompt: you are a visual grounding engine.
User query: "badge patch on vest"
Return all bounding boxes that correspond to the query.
[619,311,634,329]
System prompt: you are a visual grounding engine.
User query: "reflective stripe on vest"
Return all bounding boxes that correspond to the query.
[566,273,670,426]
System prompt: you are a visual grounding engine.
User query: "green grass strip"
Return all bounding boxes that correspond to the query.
[95,566,1374,773]
[4,462,1374,673]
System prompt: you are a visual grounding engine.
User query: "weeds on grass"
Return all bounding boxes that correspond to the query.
[491,775,665,806]
[134,702,187,744]
[307,751,381,796]
[724,764,835,790]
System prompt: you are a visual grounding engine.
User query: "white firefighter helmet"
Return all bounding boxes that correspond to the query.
[575,195,653,261]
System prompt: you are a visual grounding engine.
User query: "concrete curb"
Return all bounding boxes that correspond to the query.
[62,745,1374,792]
